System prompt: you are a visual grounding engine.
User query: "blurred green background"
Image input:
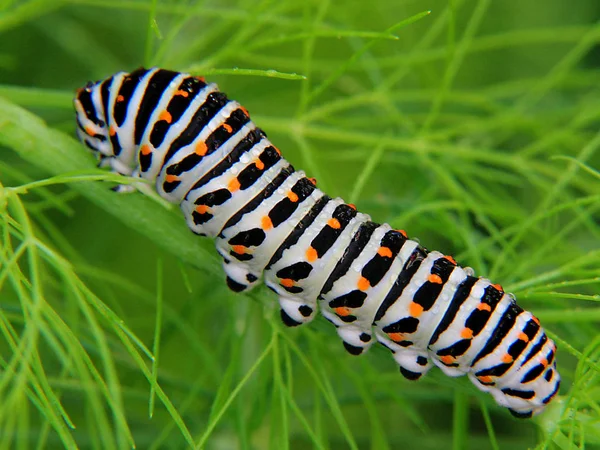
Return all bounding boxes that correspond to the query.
[0,0,599,449]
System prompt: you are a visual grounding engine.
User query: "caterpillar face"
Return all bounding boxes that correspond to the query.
[73,67,561,418]
[74,80,111,157]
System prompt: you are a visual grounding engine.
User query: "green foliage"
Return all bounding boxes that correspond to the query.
[0,0,599,448]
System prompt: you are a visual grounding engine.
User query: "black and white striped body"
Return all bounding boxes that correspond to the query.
[74,68,560,418]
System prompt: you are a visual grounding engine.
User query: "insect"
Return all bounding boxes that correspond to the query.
[74,67,560,418]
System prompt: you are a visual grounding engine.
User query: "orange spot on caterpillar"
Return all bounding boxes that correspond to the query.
[477,375,493,384]
[116,94,125,102]
[140,144,152,156]
[335,307,351,317]
[347,203,357,210]
[460,328,473,339]
[491,283,504,292]
[261,216,273,230]
[428,274,443,284]
[502,354,513,364]
[232,245,246,255]
[308,177,317,185]
[531,315,540,325]
[378,247,393,258]
[409,302,423,317]
[85,125,95,136]
[109,126,117,137]
[254,159,265,170]
[165,174,179,183]
[240,106,250,117]
[175,89,189,97]
[327,218,341,229]
[195,76,206,83]
[159,110,172,123]
[357,277,370,291]
[306,247,318,262]
[440,355,455,365]
[518,332,529,342]
[195,141,208,156]
[287,191,299,202]
[195,205,209,214]
[387,332,405,342]
[397,229,408,238]
[223,123,233,133]
[274,147,282,156]
[280,278,294,288]
[477,303,492,312]
[444,255,457,265]
[228,178,241,192]
[540,358,549,367]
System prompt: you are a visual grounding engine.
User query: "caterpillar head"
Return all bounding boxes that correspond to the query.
[74,80,112,157]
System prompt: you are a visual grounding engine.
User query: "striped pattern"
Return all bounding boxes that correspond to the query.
[74,68,560,418]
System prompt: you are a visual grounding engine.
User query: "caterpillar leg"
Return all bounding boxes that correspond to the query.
[392,348,433,381]
[336,324,374,356]
[318,301,374,355]
[99,156,138,193]
[277,294,317,327]
[221,258,261,293]
[110,184,136,193]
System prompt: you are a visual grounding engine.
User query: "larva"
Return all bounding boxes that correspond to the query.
[74,67,560,418]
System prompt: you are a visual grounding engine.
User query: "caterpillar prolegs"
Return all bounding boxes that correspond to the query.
[74,67,560,418]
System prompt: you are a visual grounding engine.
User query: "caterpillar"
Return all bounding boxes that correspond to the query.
[74,67,560,418]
